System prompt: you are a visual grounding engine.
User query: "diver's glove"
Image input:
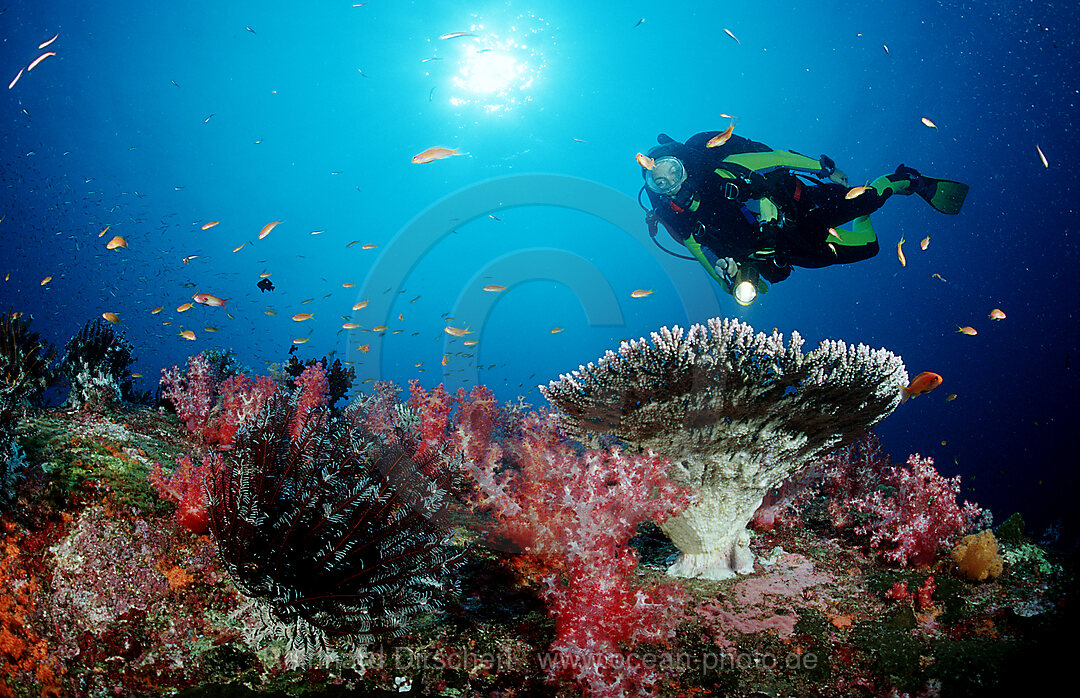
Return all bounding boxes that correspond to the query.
[716,257,739,284]
[820,154,848,185]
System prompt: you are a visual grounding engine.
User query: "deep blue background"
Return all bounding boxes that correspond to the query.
[2,1,1077,539]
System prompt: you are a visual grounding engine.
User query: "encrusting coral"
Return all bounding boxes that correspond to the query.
[542,317,907,580]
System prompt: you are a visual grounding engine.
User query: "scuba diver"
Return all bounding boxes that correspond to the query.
[639,130,969,305]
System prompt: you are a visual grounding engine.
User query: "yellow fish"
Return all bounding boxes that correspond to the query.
[483,284,506,292]
[292,313,313,321]
[353,301,369,310]
[201,221,220,230]
[151,306,164,314]
[361,244,378,250]
[293,338,310,344]
[342,282,356,288]
[920,236,930,251]
[897,237,906,267]
[551,327,565,333]
[464,339,479,347]
[40,276,52,285]
[106,235,127,250]
[98,225,110,238]
[921,117,938,129]
[635,152,655,170]
[705,122,735,148]
[630,289,653,298]
[177,303,193,312]
[988,308,1006,320]
[102,312,120,323]
[444,326,471,337]
[264,310,277,316]
[179,330,196,340]
[932,273,947,282]
[845,185,870,200]
[258,221,280,239]
[232,243,245,253]
[358,344,370,353]
[342,322,360,329]
[372,325,388,332]
[956,326,977,336]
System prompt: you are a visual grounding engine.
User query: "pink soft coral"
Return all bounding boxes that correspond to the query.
[289,362,328,442]
[853,454,981,567]
[160,355,215,433]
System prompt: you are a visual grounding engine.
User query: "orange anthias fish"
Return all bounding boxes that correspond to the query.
[412,147,459,164]
[897,237,907,267]
[989,308,1006,320]
[101,312,120,323]
[201,221,220,230]
[292,313,313,321]
[630,289,653,298]
[259,221,281,239]
[193,293,228,308]
[358,344,370,353]
[845,185,870,200]
[342,322,361,329]
[179,330,196,341]
[901,371,942,403]
[105,235,127,250]
[353,301,369,310]
[635,152,655,170]
[483,284,506,292]
[920,235,930,251]
[150,307,163,314]
[361,244,378,250]
[956,326,978,336]
[921,117,938,129]
[444,326,471,337]
[177,302,194,312]
[706,122,735,148]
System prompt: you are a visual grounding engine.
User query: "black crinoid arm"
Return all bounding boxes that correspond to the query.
[206,389,467,668]
[61,317,135,410]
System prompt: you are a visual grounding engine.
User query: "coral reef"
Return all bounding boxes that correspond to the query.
[205,388,465,668]
[542,317,907,579]
[0,383,1072,696]
[61,318,135,411]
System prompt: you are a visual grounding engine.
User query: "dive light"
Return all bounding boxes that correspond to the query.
[732,265,760,306]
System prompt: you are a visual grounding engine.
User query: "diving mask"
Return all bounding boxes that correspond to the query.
[645,156,687,196]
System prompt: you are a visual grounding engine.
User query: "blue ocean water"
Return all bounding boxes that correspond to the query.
[2,1,1076,538]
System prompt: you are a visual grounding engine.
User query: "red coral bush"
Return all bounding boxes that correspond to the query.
[148,455,218,535]
[467,414,693,697]
[379,382,694,696]
[853,454,981,567]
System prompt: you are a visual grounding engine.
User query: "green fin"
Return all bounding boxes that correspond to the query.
[918,177,969,215]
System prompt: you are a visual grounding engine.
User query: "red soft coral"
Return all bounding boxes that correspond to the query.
[469,415,693,697]
[853,454,981,567]
[148,455,218,534]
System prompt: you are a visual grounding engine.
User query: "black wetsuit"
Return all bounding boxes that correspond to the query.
[645,132,893,286]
